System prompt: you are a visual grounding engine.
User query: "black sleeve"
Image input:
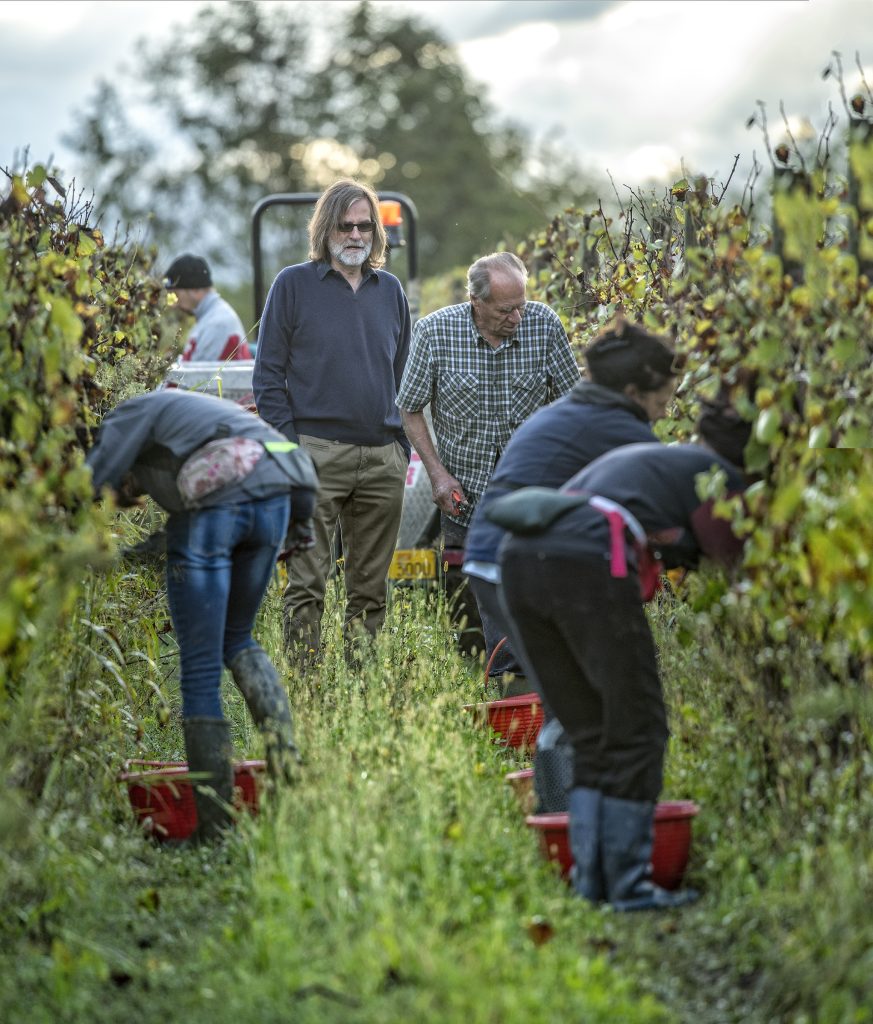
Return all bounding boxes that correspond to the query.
[253,273,297,442]
[289,487,315,520]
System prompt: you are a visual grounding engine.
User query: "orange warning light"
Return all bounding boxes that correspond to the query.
[378,200,403,226]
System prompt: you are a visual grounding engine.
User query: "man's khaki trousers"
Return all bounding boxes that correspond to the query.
[283,435,406,665]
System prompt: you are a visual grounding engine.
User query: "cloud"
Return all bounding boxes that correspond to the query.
[3,0,873,190]
[0,0,180,172]
[455,0,873,184]
[389,0,618,43]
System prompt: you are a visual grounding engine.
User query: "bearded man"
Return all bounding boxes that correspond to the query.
[254,179,411,668]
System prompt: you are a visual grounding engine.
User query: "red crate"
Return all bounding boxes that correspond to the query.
[119,759,266,841]
[464,692,543,750]
[526,800,699,891]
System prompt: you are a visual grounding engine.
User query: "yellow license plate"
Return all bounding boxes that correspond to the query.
[389,548,437,581]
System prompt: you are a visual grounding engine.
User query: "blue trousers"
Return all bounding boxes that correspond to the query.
[165,494,290,719]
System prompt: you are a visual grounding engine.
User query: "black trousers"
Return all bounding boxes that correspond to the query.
[466,575,527,678]
[500,549,668,802]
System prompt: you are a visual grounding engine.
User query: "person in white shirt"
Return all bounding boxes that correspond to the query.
[163,253,252,362]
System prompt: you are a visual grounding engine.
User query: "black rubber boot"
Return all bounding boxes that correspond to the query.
[229,646,300,784]
[568,786,605,903]
[182,717,234,844]
[601,795,698,911]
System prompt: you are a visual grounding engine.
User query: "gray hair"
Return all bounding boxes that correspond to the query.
[308,178,388,270]
[467,251,527,300]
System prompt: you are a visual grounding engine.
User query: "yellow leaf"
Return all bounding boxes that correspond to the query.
[76,233,98,256]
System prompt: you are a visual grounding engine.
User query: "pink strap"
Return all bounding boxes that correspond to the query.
[604,508,628,578]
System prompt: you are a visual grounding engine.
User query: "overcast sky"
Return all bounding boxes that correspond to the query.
[2,0,872,193]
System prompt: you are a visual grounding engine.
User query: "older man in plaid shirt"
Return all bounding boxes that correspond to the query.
[397,251,579,664]
[398,252,579,532]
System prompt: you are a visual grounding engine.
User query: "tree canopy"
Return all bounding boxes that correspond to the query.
[65,0,600,283]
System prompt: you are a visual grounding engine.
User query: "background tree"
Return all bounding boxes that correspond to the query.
[305,1,598,270]
[65,0,600,295]
[66,0,314,280]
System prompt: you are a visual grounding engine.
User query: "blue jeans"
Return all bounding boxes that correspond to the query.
[165,494,290,719]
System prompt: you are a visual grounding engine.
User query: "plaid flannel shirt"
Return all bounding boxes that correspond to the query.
[396,300,580,525]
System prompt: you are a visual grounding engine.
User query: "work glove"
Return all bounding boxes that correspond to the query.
[279,517,316,561]
[120,528,167,565]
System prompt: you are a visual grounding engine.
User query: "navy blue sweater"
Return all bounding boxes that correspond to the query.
[464,382,659,564]
[253,260,411,451]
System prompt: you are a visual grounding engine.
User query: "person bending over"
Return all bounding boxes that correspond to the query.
[463,318,677,697]
[494,402,751,909]
[87,389,318,842]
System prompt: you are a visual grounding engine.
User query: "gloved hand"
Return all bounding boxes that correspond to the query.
[279,518,316,560]
[120,528,167,564]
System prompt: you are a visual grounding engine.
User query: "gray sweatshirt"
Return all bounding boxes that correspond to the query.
[86,389,317,516]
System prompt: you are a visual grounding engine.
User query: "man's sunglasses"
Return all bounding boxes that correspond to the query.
[337,220,377,234]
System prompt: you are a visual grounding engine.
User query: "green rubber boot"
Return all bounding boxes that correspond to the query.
[229,646,300,784]
[182,717,234,844]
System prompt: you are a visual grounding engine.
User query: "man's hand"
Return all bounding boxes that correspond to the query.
[279,518,316,560]
[116,472,145,508]
[400,410,467,515]
[432,474,467,516]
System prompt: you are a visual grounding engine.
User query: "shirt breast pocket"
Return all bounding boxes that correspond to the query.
[510,371,548,426]
[443,372,481,420]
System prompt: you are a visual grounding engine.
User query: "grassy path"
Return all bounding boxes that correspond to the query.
[2,585,871,1022]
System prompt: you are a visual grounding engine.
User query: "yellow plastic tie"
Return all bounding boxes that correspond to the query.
[264,441,299,452]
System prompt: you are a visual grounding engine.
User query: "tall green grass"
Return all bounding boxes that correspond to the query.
[190,586,665,1024]
[0,569,665,1024]
[1,559,871,1023]
[647,585,873,1020]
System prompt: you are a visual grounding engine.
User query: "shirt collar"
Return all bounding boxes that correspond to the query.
[316,260,378,284]
[193,290,220,320]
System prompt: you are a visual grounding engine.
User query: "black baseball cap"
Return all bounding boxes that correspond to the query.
[163,254,212,289]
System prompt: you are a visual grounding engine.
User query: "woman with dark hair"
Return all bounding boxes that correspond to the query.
[492,403,751,910]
